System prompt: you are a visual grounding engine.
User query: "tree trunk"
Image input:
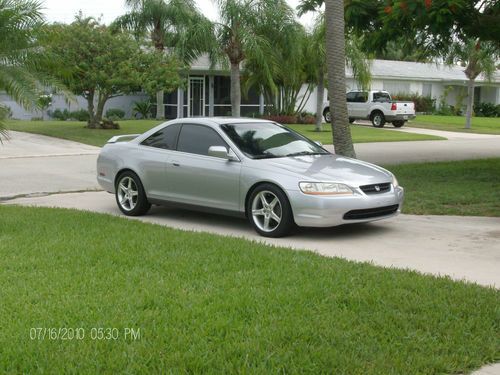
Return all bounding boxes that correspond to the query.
[86,91,98,128]
[465,78,475,129]
[95,94,108,125]
[230,62,241,117]
[325,0,356,158]
[156,90,165,119]
[315,70,324,132]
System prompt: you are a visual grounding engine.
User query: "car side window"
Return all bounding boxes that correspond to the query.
[373,92,391,102]
[141,124,181,150]
[356,92,368,102]
[177,124,227,156]
[346,92,356,102]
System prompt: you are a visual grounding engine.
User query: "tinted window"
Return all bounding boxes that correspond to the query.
[346,92,357,102]
[373,92,391,102]
[141,124,181,150]
[177,124,227,156]
[355,92,368,102]
[221,122,328,159]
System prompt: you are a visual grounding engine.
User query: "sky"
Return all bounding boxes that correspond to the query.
[41,0,317,28]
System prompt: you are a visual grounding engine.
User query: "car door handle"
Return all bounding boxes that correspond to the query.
[172,162,180,167]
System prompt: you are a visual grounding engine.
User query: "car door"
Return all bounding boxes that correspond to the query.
[166,124,241,211]
[346,92,357,117]
[136,123,181,200]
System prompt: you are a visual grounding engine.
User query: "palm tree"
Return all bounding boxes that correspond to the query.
[324,0,356,157]
[309,13,371,132]
[212,0,282,117]
[445,39,498,129]
[0,0,58,141]
[114,0,212,119]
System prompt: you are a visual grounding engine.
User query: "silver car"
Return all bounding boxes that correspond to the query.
[97,118,404,237]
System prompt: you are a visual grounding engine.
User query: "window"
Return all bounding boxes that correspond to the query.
[141,124,181,150]
[383,81,410,95]
[422,83,432,97]
[346,92,357,102]
[373,92,391,102]
[355,92,368,102]
[220,122,328,159]
[177,124,227,156]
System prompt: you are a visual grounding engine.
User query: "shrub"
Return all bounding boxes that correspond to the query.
[391,92,436,113]
[105,108,125,120]
[297,111,315,124]
[262,115,297,124]
[69,109,90,121]
[132,100,152,119]
[50,108,70,120]
[474,102,500,117]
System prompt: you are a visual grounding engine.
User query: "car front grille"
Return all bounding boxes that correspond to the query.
[359,182,391,194]
[343,204,399,220]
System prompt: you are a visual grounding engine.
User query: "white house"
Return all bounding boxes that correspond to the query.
[3,57,499,120]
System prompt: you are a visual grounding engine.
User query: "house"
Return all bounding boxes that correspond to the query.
[3,57,499,120]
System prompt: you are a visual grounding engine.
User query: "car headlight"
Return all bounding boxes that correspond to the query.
[392,174,399,188]
[299,182,353,196]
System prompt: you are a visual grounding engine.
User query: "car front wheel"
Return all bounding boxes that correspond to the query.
[248,184,294,238]
[115,171,151,216]
[323,108,331,123]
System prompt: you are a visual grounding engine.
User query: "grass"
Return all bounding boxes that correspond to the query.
[288,123,444,144]
[410,115,500,134]
[389,158,500,216]
[0,205,498,373]
[6,119,444,147]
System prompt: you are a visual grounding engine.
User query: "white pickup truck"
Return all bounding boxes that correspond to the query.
[323,90,416,128]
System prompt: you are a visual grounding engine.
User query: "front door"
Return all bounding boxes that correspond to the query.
[188,76,205,117]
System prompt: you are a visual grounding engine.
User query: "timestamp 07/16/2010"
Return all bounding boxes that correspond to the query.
[29,327,141,341]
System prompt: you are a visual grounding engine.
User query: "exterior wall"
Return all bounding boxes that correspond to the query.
[2,92,148,120]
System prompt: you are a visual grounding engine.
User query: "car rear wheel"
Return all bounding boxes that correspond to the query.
[248,184,294,238]
[371,111,386,128]
[115,171,151,216]
[323,108,331,123]
[392,120,405,128]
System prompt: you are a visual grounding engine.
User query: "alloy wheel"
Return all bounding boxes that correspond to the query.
[117,176,139,211]
[251,190,282,233]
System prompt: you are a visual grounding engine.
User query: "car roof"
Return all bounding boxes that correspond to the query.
[178,117,272,126]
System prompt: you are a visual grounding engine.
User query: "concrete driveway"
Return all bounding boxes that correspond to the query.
[0,131,100,200]
[7,190,500,288]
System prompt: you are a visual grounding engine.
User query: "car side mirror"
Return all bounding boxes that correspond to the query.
[208,146,239,161]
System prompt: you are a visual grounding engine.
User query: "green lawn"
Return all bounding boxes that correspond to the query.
[389,158,500,217]
[5,119,444,147]
[288,123,444,144]
[410,115,500,134]
[0,205,498,373]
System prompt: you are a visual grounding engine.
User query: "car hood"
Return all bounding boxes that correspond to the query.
[258,154,392,186]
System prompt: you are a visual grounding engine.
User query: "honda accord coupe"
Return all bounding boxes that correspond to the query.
[97,118,404,237]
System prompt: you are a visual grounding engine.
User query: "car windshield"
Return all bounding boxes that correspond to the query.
[220,122,329,159]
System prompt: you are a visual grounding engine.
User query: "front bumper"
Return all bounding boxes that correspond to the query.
[289,186,404,227]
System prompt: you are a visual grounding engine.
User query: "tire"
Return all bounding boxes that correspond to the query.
[371,111,386,128]
[392,120,405,128]
[323,108,331,123]
[115,171,151,216]
[247,183,294,238]
[349,118,355,124]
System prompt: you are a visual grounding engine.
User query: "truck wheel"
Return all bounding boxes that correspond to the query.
[392,120,405,128]
[323,108,331,123]
[371,111,385,128]
[349,118,355,124]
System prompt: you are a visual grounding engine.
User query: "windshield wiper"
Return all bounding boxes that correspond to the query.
[285,151,328,157]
